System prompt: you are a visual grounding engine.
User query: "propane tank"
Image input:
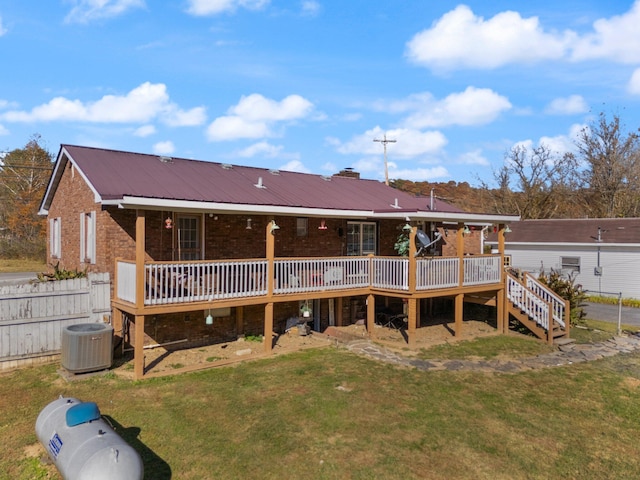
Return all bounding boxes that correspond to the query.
[35,396,143,480]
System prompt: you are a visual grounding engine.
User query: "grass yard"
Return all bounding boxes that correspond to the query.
[4,338,640,480]
[0,258,47,273]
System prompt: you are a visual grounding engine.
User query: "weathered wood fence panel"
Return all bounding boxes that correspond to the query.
[0,273,111,370]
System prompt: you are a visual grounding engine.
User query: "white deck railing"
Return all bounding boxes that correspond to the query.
[274,257,370,294]
[117,260,137,304]
[463,255,502,286]
[115,254,503,305]
[524,273,567,328]
[506,274,550,330]
[416,257,459,290]
[372,257,409,290]
[144,259,268,305]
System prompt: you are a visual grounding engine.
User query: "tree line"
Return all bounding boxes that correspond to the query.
[0,113,638,261]
[0,135,53,260]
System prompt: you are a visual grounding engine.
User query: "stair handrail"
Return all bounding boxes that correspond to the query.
[506,272,550,331]
[523,272,566,329]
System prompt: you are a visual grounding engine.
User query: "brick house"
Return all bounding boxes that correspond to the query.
[39,145,551,379]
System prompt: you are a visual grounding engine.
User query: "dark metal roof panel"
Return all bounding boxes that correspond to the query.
[488,218,640,244]
[61,145,464,213]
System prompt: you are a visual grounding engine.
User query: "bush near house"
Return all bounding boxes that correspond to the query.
[538,269,587,325]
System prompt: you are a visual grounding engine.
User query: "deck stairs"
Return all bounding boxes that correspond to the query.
[505,271,570,345]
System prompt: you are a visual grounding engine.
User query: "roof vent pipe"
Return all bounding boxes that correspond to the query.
[390,198,401,209]
[255,177,266,189]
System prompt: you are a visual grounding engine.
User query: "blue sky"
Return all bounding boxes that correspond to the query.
[1,0,640,186]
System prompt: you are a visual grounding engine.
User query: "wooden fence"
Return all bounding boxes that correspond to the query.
[0,273,111,371]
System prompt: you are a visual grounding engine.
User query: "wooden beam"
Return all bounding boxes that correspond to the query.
[263,302,274,354]
[366,294,376,339]
[407,297,417,348]
[135,210,146,309]
[134,314,145,380]
[236,306,244,337]
[454,293,463,337]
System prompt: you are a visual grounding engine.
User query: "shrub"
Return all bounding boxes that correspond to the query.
[537,269,587,325]
[37,261,87,281]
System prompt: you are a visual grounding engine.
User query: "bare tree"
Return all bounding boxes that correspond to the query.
[575,113,640,218]
[481,144,579,219]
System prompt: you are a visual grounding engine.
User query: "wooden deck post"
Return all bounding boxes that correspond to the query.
[367,294,376,339]
[236,306,244,337]
[134,314,145,380]
[457,222,465,287]
[264,302,274,354]
[135,210,146,309]
[498,224,508,334]
[454,293,464,337]
[496,289,505,334]
[407,297,417,348]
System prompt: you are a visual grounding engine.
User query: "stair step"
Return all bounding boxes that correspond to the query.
[554,337,575,346]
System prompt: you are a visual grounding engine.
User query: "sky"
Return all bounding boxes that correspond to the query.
[1,0,640,186]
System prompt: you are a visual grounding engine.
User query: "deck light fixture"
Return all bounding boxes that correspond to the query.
[165,217,173,229]
[246,218,252,230]
[463,225,471,235]
[504,225,512,233]
[205,309,213,325]
[269,220,280,234]
[318,219,328,230]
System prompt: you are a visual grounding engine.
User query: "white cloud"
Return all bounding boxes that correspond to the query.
[0,124,8,136]
[405,5,572,70]
[0,82,206,127]
[133,125,156,137]
[571,1,640,63]
[64,0,146,24]
[152,141,175,155]
[514,123,585,156]
[401,87,512,128]
[206,93,314,141]
[458,149,490,166]
[544,95,589,115]
[0,16,7,36]
[278,159,310,173]
[628,68,640,95]
[186,0,269,16]
[301,1,320,16]
[332,126,447,157]
[405,2,640,71]
[236,141,283,158]
[388,165,450,182]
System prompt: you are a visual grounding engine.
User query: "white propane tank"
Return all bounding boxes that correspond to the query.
[35,396,143,480]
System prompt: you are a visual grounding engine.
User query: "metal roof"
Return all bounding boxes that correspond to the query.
[40,144,519,223]
[487,218,640,245]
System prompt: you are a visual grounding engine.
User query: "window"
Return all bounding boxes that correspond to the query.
[50,217,61,259]
[80,211,96,264]
[296,217,308,237]
[346,221,377,256]
[176,214,201,260]
[560,256,580,273]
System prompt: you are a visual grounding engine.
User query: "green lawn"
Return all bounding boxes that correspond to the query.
[4,341,640,480]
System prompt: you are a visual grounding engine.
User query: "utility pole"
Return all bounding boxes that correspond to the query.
[373,133,396,186]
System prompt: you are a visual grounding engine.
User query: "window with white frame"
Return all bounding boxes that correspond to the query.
[176,214,201,260]
[296,217,308,237]
[80,211,96,264]
[346,221,377,255]
[560,256,580,273]
[50,217,61,259]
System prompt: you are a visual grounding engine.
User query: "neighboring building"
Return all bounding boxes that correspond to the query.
[486,218,640,299]
[40,145,529,379]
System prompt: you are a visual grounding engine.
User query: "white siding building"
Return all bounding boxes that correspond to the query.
[486,218,640,299]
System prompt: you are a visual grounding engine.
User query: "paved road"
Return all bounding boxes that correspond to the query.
[0,272,38,285]
[583,301,640,327]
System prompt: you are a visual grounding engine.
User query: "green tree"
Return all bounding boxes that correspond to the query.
[0,135,53,259]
